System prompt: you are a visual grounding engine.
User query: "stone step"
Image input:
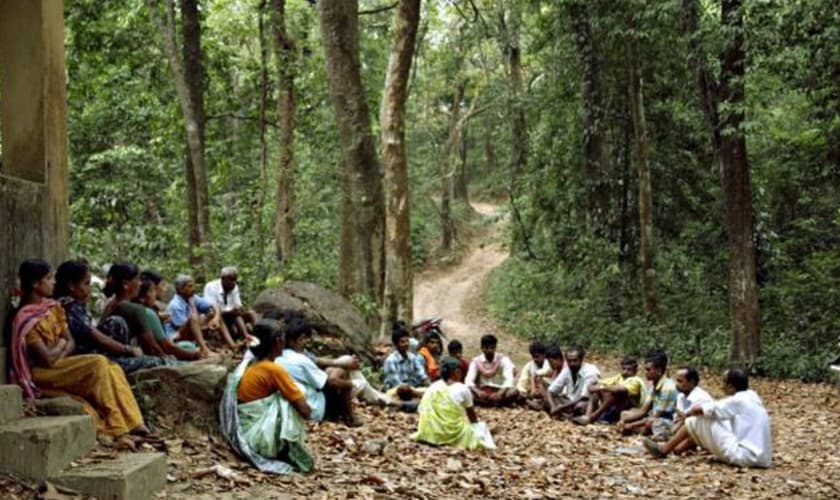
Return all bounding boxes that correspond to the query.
[0,384,23,424]
[53,452,168,500]
[0,415,96,480]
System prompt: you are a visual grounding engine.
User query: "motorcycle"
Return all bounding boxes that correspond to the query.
[409,317,446,352]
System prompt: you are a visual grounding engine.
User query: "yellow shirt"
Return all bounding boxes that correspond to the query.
[599,373,646,407]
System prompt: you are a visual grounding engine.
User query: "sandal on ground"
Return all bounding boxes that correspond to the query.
[643,437,666,458]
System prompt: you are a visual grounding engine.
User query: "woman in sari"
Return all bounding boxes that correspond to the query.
[54,260,167,374]
[133,278,206,361]
[101,263,169,357]
[220,319,314,474]
[10,259,150,440]
[412,357,496,450]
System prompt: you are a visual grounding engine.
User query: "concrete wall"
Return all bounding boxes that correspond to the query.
[0,0,69,383]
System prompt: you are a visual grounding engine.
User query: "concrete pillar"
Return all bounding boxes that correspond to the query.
[0,0,69,383]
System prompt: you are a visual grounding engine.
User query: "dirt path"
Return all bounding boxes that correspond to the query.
[413,202,530,365]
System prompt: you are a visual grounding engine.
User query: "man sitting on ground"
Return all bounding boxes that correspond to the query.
[203,266,256,342]
[383,322,430,411]
[530,345,566,410]
[165,274,232,354]
[417,331,443,381]
[264,310,393,407]
[658,365,713,438]
[644,368,772,468]
[618,350,677,437]
[575,355,645,425]
[447,340,469,382]
[545,346,600,418]
[516,341,552,400]
[465,334,518,406]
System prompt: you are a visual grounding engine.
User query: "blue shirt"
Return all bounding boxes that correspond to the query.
[383,350,428,390]
[275,349,328,421]
[164,294,213,338]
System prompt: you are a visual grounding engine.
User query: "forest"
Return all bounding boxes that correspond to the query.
[37,0,840,380]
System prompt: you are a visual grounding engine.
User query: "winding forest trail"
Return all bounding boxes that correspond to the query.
[413,202,530,365]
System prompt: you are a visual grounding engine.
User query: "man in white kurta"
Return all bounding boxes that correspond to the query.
[465,334,518,406]
[546,347,600,417]
[644,368,772,468]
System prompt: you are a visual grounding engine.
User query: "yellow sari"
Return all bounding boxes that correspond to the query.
[20,303,144,437]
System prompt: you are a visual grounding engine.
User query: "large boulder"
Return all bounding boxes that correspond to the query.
[129,363,229,437]
[253,281,378,365]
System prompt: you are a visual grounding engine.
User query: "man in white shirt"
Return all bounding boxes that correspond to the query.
[652,365,713,439]
[515,341,552,398]
[465,334,518,406]
[203,266,256,342]
[546,347,600,418]
[644,368,772,468]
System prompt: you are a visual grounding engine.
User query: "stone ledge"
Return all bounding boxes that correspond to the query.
[53,452,167,500]
[0,415,96,480]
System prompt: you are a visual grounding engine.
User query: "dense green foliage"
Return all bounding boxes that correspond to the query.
[484,0,840,381]
[49,0,840,380]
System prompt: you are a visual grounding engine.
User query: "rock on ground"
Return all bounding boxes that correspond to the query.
[129,364,229,437]
[253,281,378,364]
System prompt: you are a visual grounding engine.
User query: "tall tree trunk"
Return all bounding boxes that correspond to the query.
[719,0,760,363]
[318,0,385,302]
[440,80,466,250]
[380,0,422,333]
[441,81,465,251]
[454,122,470,203]
[506,4,527,179]
[682,0,760,362]
[484,118,497,173]
[256,1,270,262]
[180,0,211,272]
[627,22,660,319]
[148,0,211,270]
[568,1,609,229]
[271,0,295,264]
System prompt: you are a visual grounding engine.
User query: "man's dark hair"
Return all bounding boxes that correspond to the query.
[724,367,749,391]
[566,346,586,359]
[621,355,638,367]
[546,345,564,359]
[644,350,669,370]
[528,341,546,357]
[423,331,441,345]
[480,334,497,349]
[282,316,310,343]
[447,339,463,355]
[391,321,410,346]
[680,366,700,385]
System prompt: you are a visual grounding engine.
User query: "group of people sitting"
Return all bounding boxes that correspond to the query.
[5,257,773,474]
[225,319,773,474]
[6,258,255,447]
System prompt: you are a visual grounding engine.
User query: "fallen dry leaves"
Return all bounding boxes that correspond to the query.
[153,367,840,499]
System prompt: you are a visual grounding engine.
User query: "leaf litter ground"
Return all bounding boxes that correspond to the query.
[149,350,840,500]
